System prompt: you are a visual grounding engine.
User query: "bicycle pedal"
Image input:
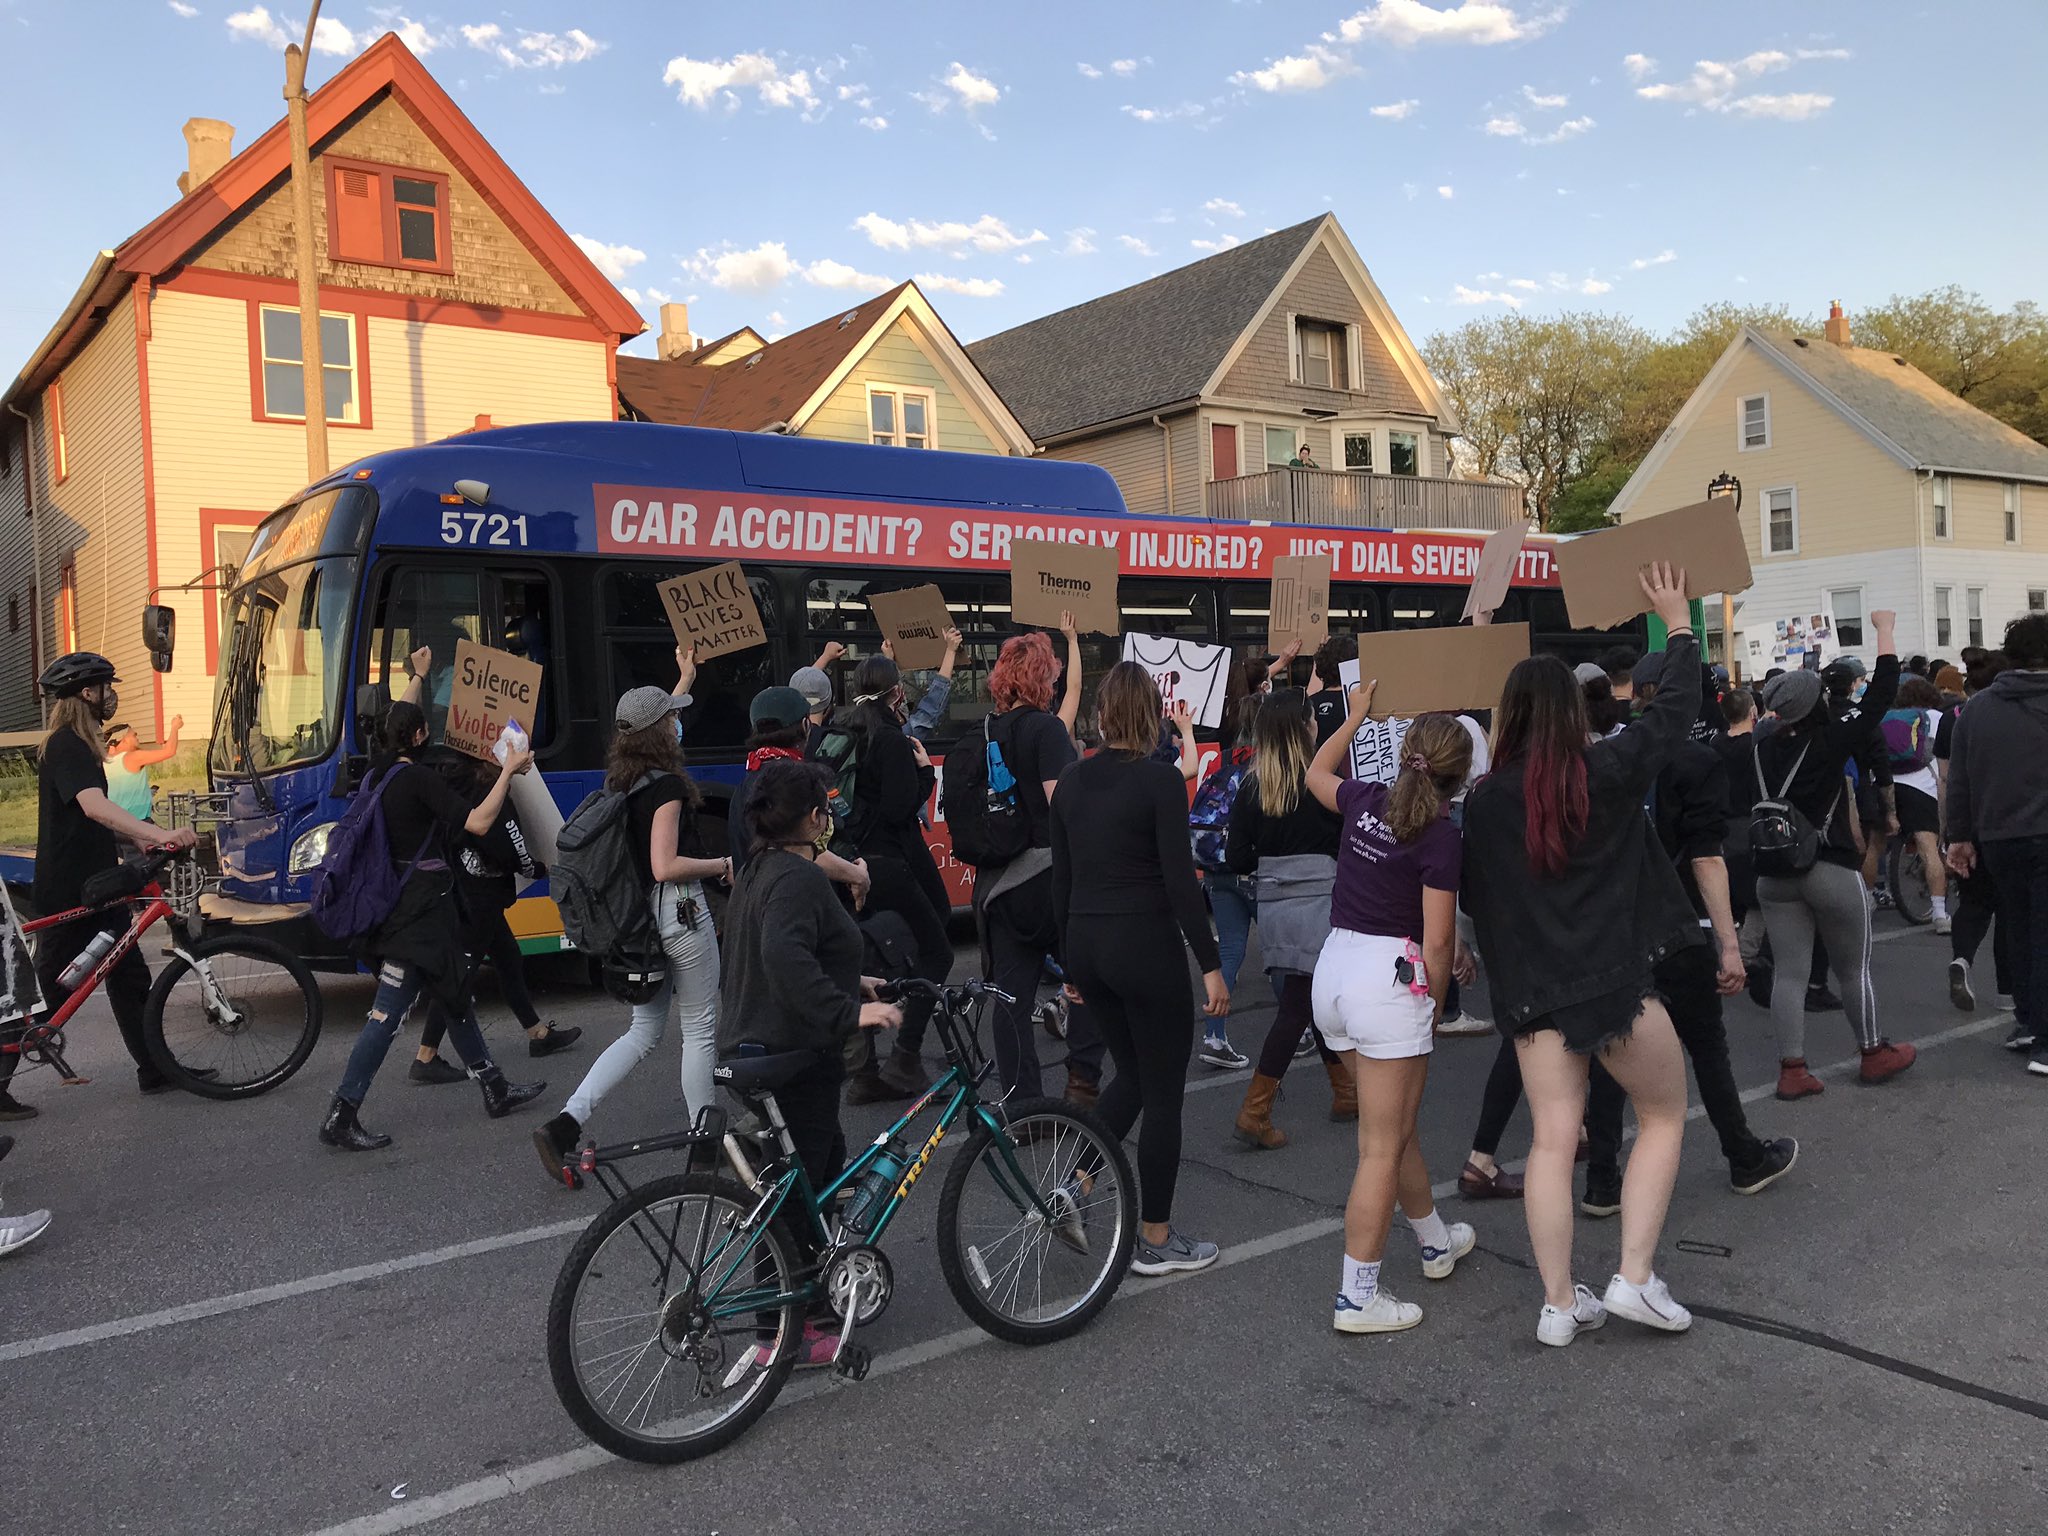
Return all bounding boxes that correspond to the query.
[831,1343,871,1384]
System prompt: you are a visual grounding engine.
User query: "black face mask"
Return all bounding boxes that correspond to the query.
[93,686,119,724]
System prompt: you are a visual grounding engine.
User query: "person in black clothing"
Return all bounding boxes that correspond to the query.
[1053,662,1228,1276]
[1307,634,1358,746]
[1226,689,1350,1148]
[1823,658,1892,914]
[320,702,546,1151]
[1,654,199,1118]
[1754,614,1919,1100]
[1581,676,1798,1212]
[1938,652,2014,1012]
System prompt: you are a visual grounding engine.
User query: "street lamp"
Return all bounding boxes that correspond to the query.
[1707,473,1742,680]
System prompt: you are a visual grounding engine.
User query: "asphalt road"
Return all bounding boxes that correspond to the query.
[1,915,2042,1536]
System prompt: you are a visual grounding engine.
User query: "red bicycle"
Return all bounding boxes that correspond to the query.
[6,845,322,1099]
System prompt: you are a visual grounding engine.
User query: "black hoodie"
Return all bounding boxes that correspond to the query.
[1945,670,2048,843]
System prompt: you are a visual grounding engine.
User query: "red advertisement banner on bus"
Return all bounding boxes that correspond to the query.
[594,485,1559,589]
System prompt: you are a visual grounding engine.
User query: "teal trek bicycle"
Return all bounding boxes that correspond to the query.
[544,977,1138,1464]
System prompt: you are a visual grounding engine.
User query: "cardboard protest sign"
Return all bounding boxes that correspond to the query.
[1461,523,1529,622]
[657,561,768,658]
[1553,499,1752,631]
[1122,634,1230,729]
[1011,538,1120,635]
[445,640,544,760]
[1266,554,1330,655]
[866,584,954,670]
[1343,623,1530,719]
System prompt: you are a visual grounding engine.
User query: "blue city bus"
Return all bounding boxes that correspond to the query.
[167,421,1633,965]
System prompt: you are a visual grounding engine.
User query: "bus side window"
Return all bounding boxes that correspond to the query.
[1385,585,1458,631]
[363,568,483,740]
[606,569,777,758]
[495,572,555,747]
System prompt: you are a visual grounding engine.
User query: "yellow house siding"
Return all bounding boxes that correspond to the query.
[803,318,1001,454]
[146,286,610,726]
[1941,472,2044,552]
[193,96,585,319]
[1620,342,1917,564]
[1216,244,1427,416]
[0,424,34,729]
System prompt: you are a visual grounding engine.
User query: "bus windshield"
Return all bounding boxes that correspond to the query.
[210,491,365,778]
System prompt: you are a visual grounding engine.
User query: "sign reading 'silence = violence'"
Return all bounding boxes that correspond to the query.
[1009,537,1121,635]
[444,639,543,761]
[657,560,767,658]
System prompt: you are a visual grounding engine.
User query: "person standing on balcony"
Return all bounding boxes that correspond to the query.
[1288,444,1319,469]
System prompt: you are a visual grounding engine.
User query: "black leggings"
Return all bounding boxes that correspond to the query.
[856,853,951,1054]
[422,910,538,1051]
[1951,866,2011,992]
[1065,912,1193,1225]
[1471,1035,1524,1158]
[1255,973,1337,1078]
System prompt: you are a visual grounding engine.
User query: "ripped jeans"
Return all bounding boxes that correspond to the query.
[337,958,495,1107]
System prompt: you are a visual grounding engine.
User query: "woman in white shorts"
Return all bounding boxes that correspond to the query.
[1305,691,1476,1335]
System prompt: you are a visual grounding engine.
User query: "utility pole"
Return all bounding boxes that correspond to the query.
[284,1,328,483]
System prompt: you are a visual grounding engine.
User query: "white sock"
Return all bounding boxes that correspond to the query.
[1341,1255,1380,1305]
[1409,1208,1451,1252]
[1931,895,1948,918]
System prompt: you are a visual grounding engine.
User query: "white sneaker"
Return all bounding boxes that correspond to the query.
[1949,959,1976,1012]
[1536,1284,1606,1347]
[0,1205,51,1258]
[1932,915,1952,935]
[1436,1011,1493,1037]
[1333,1288,1422,1334]
[1420,1221,1476,1280]
[1602,1271,1693,1333]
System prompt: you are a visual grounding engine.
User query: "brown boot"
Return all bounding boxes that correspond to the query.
[1064,1068,1099,1112]
[1233,1073,1288,1149]
[1325,1057,1358,1122]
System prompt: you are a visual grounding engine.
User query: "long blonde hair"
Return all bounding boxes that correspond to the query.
[1385,714,1472,843]
[1252,688,1312,818]
[44,696,106,762]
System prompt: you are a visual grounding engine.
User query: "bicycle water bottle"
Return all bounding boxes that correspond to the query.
[57,930,119,990]
[840,1137,909,1237]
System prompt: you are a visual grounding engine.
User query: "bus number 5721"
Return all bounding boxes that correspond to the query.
[439,510,530,547]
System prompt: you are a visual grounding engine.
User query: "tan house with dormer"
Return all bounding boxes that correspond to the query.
[0,33,641,736]
[1610,303,2048,663]
[968,215,1520,531]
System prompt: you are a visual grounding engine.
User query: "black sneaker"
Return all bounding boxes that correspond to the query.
[1730,1136,1798,1196]
[2003,1023,2037,1052]
[408,1056,468,1085]
[0,1091,36,1121]
[1949,959,1977,1013]
[1580,1168,1622,1218]
[1745,962,1774,1010]
[528,1024,583,1058]
[1804,986,1843,1014]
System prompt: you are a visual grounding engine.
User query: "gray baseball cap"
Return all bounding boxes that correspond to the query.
[615,685,688,733]
[789,666,834,712]
[1761,668,1824,724]
[1572,661,1608,686]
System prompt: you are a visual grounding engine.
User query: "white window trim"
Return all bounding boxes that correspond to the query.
[2028,587,2046,615]
[1966,585,1986,648]
[1826,584,1866,648]
[257,303,360,424]
[1338,426,1376,475]
[2006,482,2021,545]
[1206,417,1243,482]
[1931,473,1953,542]
[863,382,937,450]
[1737,391,1771,453]
[1263,422,1303,471]
[1762,485,1799,557]
[1933,585,1954,648]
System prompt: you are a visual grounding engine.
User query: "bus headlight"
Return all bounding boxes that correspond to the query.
[288,822,337,875]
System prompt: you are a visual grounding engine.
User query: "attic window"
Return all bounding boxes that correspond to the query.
[324,157,452,274]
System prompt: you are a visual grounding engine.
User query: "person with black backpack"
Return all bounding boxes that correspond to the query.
[532,686,730,1177]
[1753,609,1917,1100]
[319,702,546,1152]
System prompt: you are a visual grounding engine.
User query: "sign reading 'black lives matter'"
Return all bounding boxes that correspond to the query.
[657,561,768,658]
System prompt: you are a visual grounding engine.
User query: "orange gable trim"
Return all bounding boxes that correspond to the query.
[164,266,609,343]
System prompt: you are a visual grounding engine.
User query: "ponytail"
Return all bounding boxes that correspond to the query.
[1384,714,1472,844]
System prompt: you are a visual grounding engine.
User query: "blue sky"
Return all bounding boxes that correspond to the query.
[4,0,2044,371]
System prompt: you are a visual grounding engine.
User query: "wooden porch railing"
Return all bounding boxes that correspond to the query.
[1205,467,1526,531]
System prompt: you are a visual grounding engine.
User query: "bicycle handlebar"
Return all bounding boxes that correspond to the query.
[875,977,1016,1009]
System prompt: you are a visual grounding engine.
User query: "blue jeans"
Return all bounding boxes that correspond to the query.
[1203,873,1279,1037]
[337,959,494,1107]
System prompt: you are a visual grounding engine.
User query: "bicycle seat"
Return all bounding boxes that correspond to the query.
[714,1048,825,1095]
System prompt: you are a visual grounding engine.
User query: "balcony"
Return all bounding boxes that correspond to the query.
[1205,467,1526,531]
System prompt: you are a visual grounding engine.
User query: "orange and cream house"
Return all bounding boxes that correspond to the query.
[0,32,642,738]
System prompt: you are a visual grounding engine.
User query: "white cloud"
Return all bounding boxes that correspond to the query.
[1437,185,1455,199]
[311,17,363,54]
[462,23,604,69]
[571,235,648,285]
[391,17,437,54]
[1507,277,1540,290]
[1579,277,1613,295]
[1522,85,1568,109]
[1110,57,1143,75]
[1402,182,1419,199]
[1727,92,1834,120]
[859,115,888,130]
[1077,62,1102,79]
[804,257,894,292]
[1635,49,1840,118]
[663,52,819,113]
[943,61,1000,107]
[1116,234,1157,256]
[1451,283,1522,308]
[767,310,787,327]
[1370,98,1421,118]
[853,213,1046,254]
[1796,47,1853,61]
[1190,234,1241,252]
[1530,114,1594,143]
[1629,248,1677,269]
[1622,52,1657,81]
[1204,197,1246,218]
[1233,44,1348,92]
[1121,103,1205,123]
[224,6,289,47]
[1062,227,1098,256]
[1483,114,1525,137]
[1338,1,1562,47]
[168,1,198,17]
[1487,109,1593,144]
[684,240,798,292]
[916,272,1005,298]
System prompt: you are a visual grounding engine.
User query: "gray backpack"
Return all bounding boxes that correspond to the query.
[552,774,663,997]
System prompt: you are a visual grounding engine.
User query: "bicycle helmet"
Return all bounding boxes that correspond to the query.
[39,652,118,697]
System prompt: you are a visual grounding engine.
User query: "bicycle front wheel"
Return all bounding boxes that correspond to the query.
[143,934,322,1099]
[1888,839,1933,926]
[546,1172,803,1465]
[936,1096,1136,1346]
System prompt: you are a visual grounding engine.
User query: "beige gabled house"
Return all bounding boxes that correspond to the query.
[1610,303,2048,663]
[968,214,1519,530]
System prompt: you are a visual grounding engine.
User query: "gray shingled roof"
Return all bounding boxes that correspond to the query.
[1754,328,2048,480]
[968,217,1326,441]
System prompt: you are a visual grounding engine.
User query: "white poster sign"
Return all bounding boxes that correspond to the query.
[1337,658,1411,784]
[0,880,44,1027]
[1121,634,1230,728]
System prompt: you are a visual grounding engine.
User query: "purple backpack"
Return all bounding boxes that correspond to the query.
[308,766,431,942]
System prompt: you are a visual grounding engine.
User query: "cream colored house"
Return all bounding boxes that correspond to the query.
[0,33,641,737]
[1610,304,2048,664]
[968,214,1520,531]
[616,284,1032,456]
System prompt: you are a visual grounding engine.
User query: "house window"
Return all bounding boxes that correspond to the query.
[1828,588,1864,649]
[1764,487,1797,555]
[50,381,68,483]
[1264,426,1298,471]
[2030,588,2046,615]
[1343,431,1374,473]
[1387,431,1419,477]
[1295,320,1345,390]
[58,562,76,653]
[1967,587,1985,648]
[258,305,360,424]
[324,158,452,273]
[867,386,933,449]
[1931,474,1951,540]
[2006,483,2020,544]
[1934,586,1952,648]
[1738,393,1770,451]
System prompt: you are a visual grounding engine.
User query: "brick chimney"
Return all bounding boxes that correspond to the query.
[176,118,234,195]
[657,302,693,360]
[1824,299,1852,348]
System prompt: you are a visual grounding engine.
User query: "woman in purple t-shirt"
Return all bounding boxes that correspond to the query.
[1304,683,1477,1335]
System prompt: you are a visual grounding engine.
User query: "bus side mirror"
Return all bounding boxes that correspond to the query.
[142,605,176,672]
[355,683,389,744]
